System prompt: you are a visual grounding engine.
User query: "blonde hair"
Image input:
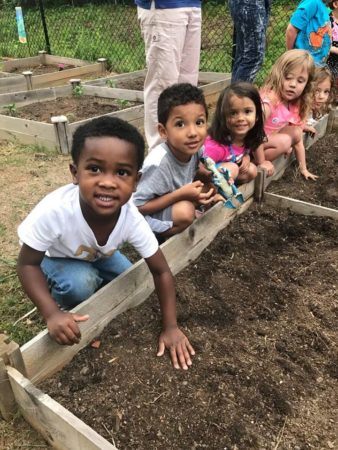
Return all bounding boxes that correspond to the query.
[312,66,334,119]
[262,49,315,121]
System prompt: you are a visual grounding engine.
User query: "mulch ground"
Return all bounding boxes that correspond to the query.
[40,200,337,449]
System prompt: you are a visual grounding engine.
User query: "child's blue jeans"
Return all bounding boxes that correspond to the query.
[41,251,132,309]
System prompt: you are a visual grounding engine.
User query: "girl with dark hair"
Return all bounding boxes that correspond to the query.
[204,82,274,184]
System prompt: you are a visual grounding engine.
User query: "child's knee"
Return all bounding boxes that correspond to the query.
[52,270,102,308]
[172,201,195,228]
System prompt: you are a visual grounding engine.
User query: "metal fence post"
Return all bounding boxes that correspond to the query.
[37,0,51,54]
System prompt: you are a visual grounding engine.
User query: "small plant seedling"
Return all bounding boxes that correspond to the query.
[106,79,117,88]
[72,84,84,97]
[3,103,17,117]
[116,99,130,109]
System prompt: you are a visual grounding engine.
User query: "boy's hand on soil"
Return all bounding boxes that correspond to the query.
[47,310,89,346]
[157,326,195,370]
[300,168,319,181]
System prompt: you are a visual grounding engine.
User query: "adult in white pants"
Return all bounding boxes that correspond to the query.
[136,0,202,151]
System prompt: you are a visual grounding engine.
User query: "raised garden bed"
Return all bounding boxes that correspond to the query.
[84,70,231,109]
[0,52,107,94]
[40,205,337,450]
[0,118,337,450]
[0,82,143,154]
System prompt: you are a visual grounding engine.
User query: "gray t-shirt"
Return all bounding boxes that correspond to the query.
[132,142,202,233]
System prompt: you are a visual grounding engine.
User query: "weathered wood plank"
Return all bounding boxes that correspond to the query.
[304,114,329,149]
[44,55,91,67]
[0,129,57,149]
[0,358,17,420]
[31,64,102,89]
[68,104,145,134]
[83,85,144,102]
[198,72,231,83]
[0,76,26,94]
[7,366,116,450]
[0,115,55,139]
[264,193,338,220]
[3,56,41,71]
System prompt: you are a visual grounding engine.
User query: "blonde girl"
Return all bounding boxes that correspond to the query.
[261,49,317,181]
[311,67,334,119]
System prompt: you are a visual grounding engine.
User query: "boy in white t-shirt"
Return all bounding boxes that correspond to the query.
[17,116,194,370]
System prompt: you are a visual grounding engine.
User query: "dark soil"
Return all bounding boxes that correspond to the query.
[10,64,75,75]
[108,76,205,91]
[268,132,338,209]
[4,96,140,123]
[41,205,337,450]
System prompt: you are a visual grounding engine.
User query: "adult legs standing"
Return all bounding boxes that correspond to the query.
[137,6,201,151]
[229,0,271,83]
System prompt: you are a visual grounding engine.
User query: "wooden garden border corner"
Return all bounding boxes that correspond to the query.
[0,109,337,449]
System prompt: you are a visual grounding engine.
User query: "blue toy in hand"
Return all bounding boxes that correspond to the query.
[200,156,244,209]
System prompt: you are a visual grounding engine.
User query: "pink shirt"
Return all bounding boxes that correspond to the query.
[261,92,303,136]
[204,136,248,164]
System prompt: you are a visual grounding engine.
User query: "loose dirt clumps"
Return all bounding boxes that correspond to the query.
[268,132,337,209]
[41,205,337,450]
[10,64,75,75]
[3,96,140,123]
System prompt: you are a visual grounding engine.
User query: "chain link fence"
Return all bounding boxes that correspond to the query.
[0,0,295,84]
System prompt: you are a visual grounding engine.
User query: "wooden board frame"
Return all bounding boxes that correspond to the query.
[1,101,336,450]
[0,53,106,94]
[0,70,231,154]
[84,70,231,107]
[0,83,144,153]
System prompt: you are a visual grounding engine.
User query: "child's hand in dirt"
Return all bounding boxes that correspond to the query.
[300,168,319,181]
[239,154,251,174]
[47,310,89,345]
[178,181,204,202]
[258,160,275,177]
[157,326,195,370]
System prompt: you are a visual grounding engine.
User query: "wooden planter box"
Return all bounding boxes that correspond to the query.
[84,69,231,108]
[0,116,336,449]
[0,52,107,94]
[0,82,144,154]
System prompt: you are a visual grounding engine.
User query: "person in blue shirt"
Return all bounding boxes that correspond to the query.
[286,0,331,66]
[135,0,202,151]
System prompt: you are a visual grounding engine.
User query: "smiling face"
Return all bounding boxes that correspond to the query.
[158,102,207,163]
[281,65,309,103]
[225,94,256,145]
[70,136,139,224]
[314,77,331,113]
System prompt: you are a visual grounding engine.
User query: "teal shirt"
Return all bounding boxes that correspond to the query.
[290,0,331,66]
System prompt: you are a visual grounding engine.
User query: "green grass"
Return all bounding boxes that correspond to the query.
[0,2,293,80]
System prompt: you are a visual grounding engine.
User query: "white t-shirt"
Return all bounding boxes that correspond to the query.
[18,184,158,262]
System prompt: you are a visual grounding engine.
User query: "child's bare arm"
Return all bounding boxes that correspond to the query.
[145,249,195,370]
[17,244,89,345]
[293,140,318,181]
[253,144,275,176]
[285,23,299,49]
[137,180,205,216]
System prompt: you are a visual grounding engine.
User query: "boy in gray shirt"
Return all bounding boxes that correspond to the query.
[133,83,215,239]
